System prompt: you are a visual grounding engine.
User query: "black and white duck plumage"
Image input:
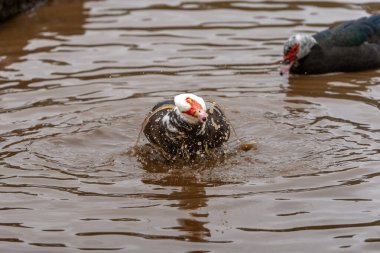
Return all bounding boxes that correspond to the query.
[280,14,380,75]
[142,94,230,159]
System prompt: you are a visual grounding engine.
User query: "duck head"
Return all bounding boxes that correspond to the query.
[280,33,317,75]
[174,94,208,124]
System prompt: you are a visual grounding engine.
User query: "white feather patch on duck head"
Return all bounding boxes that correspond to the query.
[174,93,208,124]
[280,33,317,74]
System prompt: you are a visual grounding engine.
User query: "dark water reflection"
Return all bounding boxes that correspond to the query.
[0,0,379,252]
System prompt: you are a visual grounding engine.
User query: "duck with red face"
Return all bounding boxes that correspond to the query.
[280,33,317,75]
[177,95,209,124]
[142,93,230,159]
[280,14,380,75]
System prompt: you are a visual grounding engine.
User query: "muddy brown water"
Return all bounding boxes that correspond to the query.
[0,0,379,252]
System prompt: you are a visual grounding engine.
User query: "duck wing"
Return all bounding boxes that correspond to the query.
[142,100,178,153]
[204,102,231,149]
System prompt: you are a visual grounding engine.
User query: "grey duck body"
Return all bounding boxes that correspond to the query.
[291,14,380,74]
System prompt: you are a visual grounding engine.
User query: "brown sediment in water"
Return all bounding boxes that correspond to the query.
[239,141,257,151]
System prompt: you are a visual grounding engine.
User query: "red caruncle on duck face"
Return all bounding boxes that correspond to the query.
[284,43,300,64]
[184,97,208,123]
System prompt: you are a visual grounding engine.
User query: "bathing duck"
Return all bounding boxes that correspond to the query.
[280,14,380,75]
[143,94,230,159]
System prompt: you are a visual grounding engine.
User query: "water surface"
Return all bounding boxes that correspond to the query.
[0,0,379,252]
